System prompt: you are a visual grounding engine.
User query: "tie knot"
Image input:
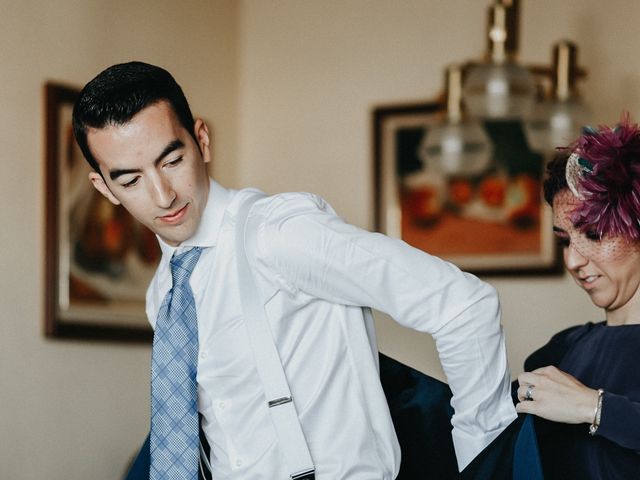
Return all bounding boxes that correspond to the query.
[170,247,203,287]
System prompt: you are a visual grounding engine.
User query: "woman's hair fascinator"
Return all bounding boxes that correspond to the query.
[564,113,640,240]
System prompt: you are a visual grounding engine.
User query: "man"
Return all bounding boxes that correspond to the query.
[73,61,516,479]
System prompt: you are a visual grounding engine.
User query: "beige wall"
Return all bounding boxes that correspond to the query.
[0,1,238,479]
[1,1,639,478]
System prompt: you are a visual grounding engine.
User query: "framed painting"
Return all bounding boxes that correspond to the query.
[44,82,156,341]
[373,100,562,275]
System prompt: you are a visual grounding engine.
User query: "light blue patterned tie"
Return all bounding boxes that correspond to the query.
[150,247,203,480]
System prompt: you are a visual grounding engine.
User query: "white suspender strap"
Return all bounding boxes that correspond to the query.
[235,192,315,480]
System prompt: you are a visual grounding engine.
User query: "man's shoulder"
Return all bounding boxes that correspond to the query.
[228,189,341,277]
[229,188,334,223]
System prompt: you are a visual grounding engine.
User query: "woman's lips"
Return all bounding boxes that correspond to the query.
[579,275,600,289]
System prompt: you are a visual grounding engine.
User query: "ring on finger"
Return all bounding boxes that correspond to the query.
[524,384,535,401]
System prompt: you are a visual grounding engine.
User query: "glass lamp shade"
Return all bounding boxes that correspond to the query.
[463,61,536,120]
[525,40,590,152]
[524,98,591,153]
[420,120,493,177]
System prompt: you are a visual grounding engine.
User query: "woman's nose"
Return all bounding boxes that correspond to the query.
[564,243,588,270]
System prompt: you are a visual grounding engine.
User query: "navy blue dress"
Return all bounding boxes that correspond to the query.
[524,322,640,479]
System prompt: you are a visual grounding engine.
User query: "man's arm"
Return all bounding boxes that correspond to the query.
[253,192,517,470]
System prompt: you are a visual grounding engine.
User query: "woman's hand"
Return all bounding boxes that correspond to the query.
[516,365,599,424]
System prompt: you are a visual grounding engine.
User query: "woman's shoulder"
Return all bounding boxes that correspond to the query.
[523,321,604,371]
[550,321,605,344]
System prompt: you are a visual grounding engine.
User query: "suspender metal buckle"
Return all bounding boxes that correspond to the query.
[291,468,315,480]
[268,395,293,408]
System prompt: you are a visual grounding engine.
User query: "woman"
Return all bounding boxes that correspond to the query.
[515,115,640,479]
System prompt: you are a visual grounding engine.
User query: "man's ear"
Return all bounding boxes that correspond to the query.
[88,172,121,206]
[194,118,211,165]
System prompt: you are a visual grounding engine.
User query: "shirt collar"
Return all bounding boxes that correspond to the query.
[157,178,230,259]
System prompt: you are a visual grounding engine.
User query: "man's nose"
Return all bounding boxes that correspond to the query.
[149,174,176,209]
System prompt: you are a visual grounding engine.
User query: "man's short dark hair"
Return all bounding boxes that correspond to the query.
[542,155,569,206]
[72,61,197,172]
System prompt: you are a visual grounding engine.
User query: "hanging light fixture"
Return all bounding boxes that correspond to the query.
[462,0,536,120]
[420,64,493,176]
[404,0,590,228]
[524,40,591,152]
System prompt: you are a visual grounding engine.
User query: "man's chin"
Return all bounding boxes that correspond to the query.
[153,211,203,247]
[157,227,195,247]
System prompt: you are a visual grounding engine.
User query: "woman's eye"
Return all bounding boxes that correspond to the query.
[585,230,601,242]
[554,233,570,247]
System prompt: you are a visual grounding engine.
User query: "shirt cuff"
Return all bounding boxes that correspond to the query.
[451,407,517,470]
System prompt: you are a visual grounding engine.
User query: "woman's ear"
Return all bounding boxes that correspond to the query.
[88,172,121,205]
[194,118,211,165]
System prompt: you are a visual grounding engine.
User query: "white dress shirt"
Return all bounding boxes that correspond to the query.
[146,179,516,479]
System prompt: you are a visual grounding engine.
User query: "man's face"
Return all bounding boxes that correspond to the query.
[87,101,211,246]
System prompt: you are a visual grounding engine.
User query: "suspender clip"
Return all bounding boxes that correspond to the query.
[291,468,315,480]
[268,395,293,408]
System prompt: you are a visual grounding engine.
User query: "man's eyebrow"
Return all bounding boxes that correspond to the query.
[109,139,185,181]
[553,226,567,234]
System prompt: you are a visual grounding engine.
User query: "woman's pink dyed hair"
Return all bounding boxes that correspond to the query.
[565,113,640,240]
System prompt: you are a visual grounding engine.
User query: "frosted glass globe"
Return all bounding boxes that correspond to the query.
[524,99,591,152]
[420,121,493,177]
[463,62,536,120]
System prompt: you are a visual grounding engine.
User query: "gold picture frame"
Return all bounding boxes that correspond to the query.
[44,82,157,342]
[372,100,562,276]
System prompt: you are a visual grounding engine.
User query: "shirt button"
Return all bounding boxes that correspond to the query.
[235,459,243,467]
[200,351,207,359]
[218,401,226,410]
